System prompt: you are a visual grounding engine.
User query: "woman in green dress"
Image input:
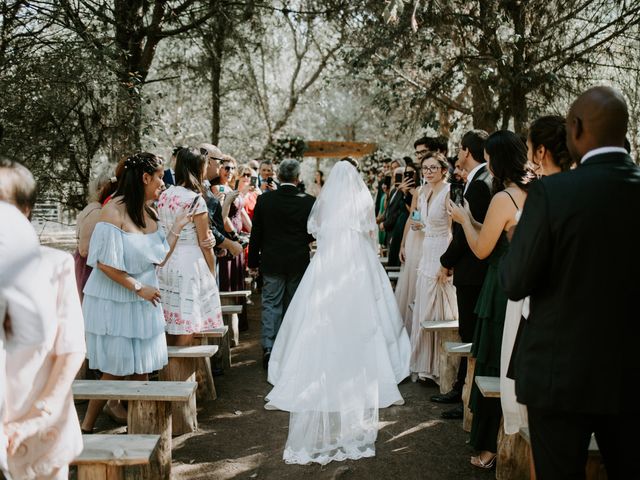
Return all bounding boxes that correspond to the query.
[449,130,530,469]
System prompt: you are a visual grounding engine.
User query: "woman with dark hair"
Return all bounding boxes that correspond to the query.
[499,116,575,440]
[528,115,574,175]
[80,152,193,433]
[449,130,529,469]
[157,147,223,345]
[307,170,325,197]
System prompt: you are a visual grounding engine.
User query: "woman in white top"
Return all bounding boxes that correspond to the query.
[157,147,223,345]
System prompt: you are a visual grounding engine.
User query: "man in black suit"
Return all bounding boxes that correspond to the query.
[431,130,492,419]
[500,86,639,478]
[384,165,412,266]
[248,159,315,368]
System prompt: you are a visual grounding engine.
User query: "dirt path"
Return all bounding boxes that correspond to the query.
[169,294,496,480]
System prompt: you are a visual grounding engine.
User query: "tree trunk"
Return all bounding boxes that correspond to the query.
[508,0,529,134]
[209,12,227,145]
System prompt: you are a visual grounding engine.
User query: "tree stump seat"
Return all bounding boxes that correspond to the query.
[73,434,159,480]
[160,345,219,435]
[221,304,243,349]
[193,326,231,402]
[72,380,196,479]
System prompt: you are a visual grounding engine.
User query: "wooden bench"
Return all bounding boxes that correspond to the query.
[473,376,531,480]
[72,380,196,480]
[219,290,251,299]
[193,326,230,400]
[444,342,474,432]
[221,304,243,348]
[379,256,388,266]
[73,434,159,480]
[519,427,606,480]
[475,375,501,398]
[388,270,400,282]
[385,265,401,272]
[421,320,461,393]
[160,345,218,435]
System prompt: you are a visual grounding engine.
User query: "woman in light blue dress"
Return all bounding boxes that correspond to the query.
[80,152,194,433]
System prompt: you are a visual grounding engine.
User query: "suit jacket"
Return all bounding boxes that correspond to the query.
[383,188,407,232]
[500,152,640,414]
[163,169,175,186]
[440,165,493,286]
[203,181,228,246]
[248,185,315,275]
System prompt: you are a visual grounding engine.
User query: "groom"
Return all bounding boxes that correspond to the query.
[248,159,315,369]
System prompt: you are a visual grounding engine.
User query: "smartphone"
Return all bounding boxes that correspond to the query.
[218,185,225,193]
[411,210,421,222]
[394,173,403,184]
[234,179,240,190]
[404,170,415,180]
[250,176,258,187]
[450,183,465,206]
[266,177,274,185]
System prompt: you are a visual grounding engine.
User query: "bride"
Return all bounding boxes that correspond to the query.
[265,158,411,465]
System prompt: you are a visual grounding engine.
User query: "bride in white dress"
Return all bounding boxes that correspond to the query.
[265,159,411,465]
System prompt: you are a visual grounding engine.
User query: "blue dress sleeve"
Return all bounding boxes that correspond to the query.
[86,222,126,270]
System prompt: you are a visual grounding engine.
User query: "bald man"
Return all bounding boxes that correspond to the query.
[500,86,639,478]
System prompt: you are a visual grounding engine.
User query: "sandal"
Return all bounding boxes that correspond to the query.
[470,453,496,469]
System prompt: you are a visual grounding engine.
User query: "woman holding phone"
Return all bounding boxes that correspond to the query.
[448,130,529,469]
[157,147,223,346]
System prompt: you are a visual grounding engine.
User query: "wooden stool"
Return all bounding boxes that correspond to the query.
[73,434,159,480]
[421,320,460,393]
[193,326,230,401]
[444,341,473,431]
[160,345,218,435]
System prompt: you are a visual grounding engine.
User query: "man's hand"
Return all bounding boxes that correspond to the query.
[227,240,243,257]
[249,268,259,277]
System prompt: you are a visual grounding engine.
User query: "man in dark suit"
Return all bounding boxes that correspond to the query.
[431,130,492,419]
[248,159,315,368]
[384,165,412,266]
[500,86,639,478]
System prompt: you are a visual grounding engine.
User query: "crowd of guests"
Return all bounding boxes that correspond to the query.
[381,86,637,478]
[0,84,637,478]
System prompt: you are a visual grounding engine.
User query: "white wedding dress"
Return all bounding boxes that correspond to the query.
[265,161,411,465]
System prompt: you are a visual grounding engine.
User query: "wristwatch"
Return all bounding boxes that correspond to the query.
[133,281,142,293]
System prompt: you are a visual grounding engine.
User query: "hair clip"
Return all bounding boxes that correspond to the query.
[110,176,117,183]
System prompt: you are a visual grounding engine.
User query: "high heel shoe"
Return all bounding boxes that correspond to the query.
[470,453,496,469]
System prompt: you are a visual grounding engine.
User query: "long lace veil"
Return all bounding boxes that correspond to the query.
[307,160,377,237]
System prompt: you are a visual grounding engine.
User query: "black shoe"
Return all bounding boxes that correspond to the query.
[441,404,464,419]
[430,389,462,404]
[416,377,439,388]
[262,348,272,370]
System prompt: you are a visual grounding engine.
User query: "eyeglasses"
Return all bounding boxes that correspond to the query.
[415,149,430,157]
[242,173,251,178]
[222,165,235,171]
[422,165,443,173]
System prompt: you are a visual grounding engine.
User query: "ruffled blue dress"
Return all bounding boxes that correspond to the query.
[82,222,169,376]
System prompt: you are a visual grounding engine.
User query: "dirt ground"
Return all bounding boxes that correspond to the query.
[165,294,496,480]
[73,290,496,480]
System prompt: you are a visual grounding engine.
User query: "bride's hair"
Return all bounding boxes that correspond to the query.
[340,157,359,169]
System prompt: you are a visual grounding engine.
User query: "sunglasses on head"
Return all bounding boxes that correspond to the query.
[199,147,224,162]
